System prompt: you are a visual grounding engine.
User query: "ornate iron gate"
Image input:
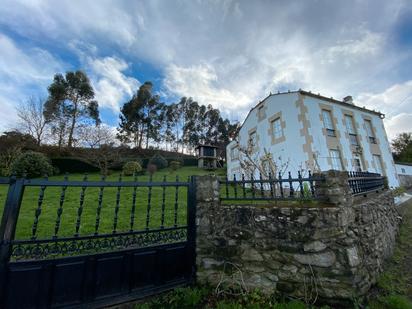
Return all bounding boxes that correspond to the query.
[0,175,196,308]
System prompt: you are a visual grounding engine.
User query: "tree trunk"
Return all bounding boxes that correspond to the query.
[67,100,78,148]
[145,123,149,149]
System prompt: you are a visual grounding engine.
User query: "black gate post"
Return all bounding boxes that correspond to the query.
[187,176,197,283]
[0,176,25,306]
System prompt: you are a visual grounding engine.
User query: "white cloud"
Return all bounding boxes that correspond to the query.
[0,0,411,129]
[0,33,63,132]
[88,57,140,112]
[385,113,412,140]
[356,80,412,139]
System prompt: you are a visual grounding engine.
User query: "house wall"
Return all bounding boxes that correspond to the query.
[303,94,399,188]
[226,93,307,179]
[395,163,412,188]
[227,92,399,188]
[396,163,412,175]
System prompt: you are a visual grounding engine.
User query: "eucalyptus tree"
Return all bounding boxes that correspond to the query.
[44,71,100,148]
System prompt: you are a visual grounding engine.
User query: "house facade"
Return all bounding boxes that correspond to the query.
[395,162,412,188]
[226,90,400,188]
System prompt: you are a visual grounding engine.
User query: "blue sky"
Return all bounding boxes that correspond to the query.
[0,0,411,139]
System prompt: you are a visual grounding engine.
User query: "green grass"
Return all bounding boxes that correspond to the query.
[134,286,328,309]
[367,197,412,309]
[0,167,225,240]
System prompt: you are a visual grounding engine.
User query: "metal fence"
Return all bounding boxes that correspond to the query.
[220,171,324,201]
[0,173,193,260]
[0,174,196,308]
[347,171,386,195]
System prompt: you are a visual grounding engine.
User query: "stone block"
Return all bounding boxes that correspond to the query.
[293,251,336,267]
[303,240,327,252]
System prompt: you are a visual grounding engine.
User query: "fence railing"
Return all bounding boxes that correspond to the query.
[0,174,193,260]
[219,171,324,201]
[347,171,386,196]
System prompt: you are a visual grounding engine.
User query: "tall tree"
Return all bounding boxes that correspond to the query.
[117,82,153,148]
[44,71,100,148]
[16,97,49,146]
[392,132,412,163]
[117,81,164,149]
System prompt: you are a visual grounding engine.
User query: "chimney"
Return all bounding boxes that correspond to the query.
[343,95,354,105]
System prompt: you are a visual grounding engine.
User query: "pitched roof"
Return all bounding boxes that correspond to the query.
[238,89,384,134]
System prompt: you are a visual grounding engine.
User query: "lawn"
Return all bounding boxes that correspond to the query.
[0,166,226,240]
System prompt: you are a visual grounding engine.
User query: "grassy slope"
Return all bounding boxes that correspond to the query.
[366,197,412,309]
[0,167,225,240]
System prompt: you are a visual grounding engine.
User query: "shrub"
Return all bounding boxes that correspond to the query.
[169,160,181,172]
[51,157,99,173]
[149,153,168,169]
[122,161,142,176]
[147,163,157,176]
[10,151,54,178]
[183,158,198,166]
[169,156,184,165]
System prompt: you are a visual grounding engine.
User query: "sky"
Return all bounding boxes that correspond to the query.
[0,0,411,140]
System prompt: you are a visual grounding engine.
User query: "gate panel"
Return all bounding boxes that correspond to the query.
[0,175,197,308]
[52,261,85,306]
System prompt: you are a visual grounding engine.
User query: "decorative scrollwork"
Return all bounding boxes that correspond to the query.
[11,228,188,261]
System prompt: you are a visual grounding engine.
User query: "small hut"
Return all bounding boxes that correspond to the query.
[196,144,219,169]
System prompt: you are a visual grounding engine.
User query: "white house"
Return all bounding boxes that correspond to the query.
[226,90,400,188]
[395,162,412,188]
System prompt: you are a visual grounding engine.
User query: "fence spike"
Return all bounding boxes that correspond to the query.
[112,173,122,233]
[145,173,153,230]
[74,173,88,237]
[94,174,105,235]
[174,175,179,227]
[53,173,68,238]
[160,175,167,229]
[129,173,138,232]
[31,175,48,240]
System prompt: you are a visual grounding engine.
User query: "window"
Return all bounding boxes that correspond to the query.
[322,110,336,137]
[330,149,343,170]
[373,155,384,175]
[365,120,376,144]
[249,131,257,149]
[345,115,355,134]
[345,115,359,146]
[231,146,239,160]
[354,158,362,172]
[272,118,283,139]
[402,168,406,174]
[258,105,265,119]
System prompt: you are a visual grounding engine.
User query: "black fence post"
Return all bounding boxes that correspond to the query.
[0,176,25,305]
[187,176,197,283]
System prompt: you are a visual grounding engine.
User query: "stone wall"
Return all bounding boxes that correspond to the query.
[399,174,412,189]
[195,172,401,301]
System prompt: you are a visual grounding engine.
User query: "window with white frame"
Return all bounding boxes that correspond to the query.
[345,115,359,146]
[373,155,384,175]
[248,131,257,149]
[345,115,355,134]
[354,158,362,172]
[322,110,336,137]
[231,146,239,160]
[365,120,376,144]
[330,149,343,170]
[272,118,283,139]
[258,105,265,119]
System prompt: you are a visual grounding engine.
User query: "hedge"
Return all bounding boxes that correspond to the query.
[51,157,99,173]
